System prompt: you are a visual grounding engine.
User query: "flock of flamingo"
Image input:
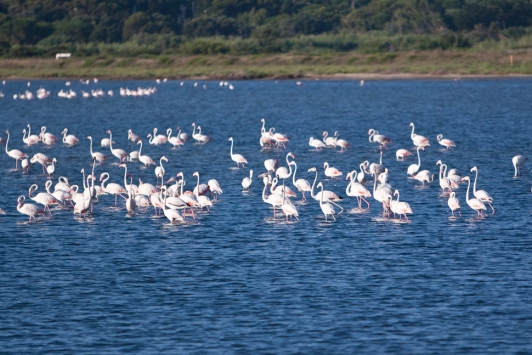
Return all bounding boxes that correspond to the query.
[1,114,528,224]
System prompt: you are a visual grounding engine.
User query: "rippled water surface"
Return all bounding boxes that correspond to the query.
[1,79,532,354]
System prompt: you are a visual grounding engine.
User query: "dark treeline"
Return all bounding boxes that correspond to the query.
[1,0,531,56]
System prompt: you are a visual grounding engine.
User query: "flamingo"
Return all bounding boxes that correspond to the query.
[396,149,411,160]
[21,158,30,174]
[29,183,59,215]
[270,177,297,198]
[276,152,295,180]
[334,132,350,151]
[461,176,487,217]
[437,134,456,149]
[317,182,336,221]
[147,128,167,145]
[23,125,40,145]
[470,166,494,213]
[242,170,253,190]
[448,191,461,216]
[46,179,71,207]
[436,160,457,193]
[346,171,371,209]
[512,155,527,176]
[228,137,248,168]
[17,195,44,221]
[155,156,168,186]
[412,170,434,186]
[30,153,52,174]
[289,161,311,201]
[106,130,128,162]
[40,126,57,145]
[261,176,289,217]
[323,131,338,148]
[368,129,392,150]
[309,137,326,150]
[208,179,223,200]
[260,119,275,148]
[61,128,79,146]
[280,180,299,221]
[390,190,413,220]
[87,136,108,164]
[357,162,369,185]
[137,141,154,166]
[46,158,57,177]
[192,172,213,211]
[167,128,184,148]
[119,164,138,195]
[373,177,392,215]
[323,162,342,179]
[100,172,127,206]
[191,123,211,143]
[161,187,184,223]
[407,147,423,176]
[308,167,344,212]
[409,122,430,148]
[377,168,390,184]
[4,130,28,169]
[269,128,289,148]
[127,129,141,143]
[264,159,278,173]
[74,175,95,218]
[54,176,70,192]
[177,127,190,142]
[368,151,385,177]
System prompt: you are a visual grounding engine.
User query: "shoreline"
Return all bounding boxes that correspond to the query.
[1,51,531,80]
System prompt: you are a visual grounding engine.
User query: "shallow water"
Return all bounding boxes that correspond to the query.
[1,79,532,354]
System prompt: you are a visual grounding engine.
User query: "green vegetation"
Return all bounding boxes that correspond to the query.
[0,0,531,77]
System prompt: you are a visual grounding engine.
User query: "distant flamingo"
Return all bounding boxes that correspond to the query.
[23,125,40,145]
[242,170,253,190]
[40,126,57,145]
[137,141,154,166]
[87,136,108,164]
[4,130,28,169]
[396,149,411,160]
[471,166,494,213]
[289,161,311,201]
[228,137,248,168]
[437,134,456,149]
[368,129,392,150]
[323,162,342,179]
[461,176,486,217]
[155,156,168,186]
[512,155,527,176]
[448,191,461,216]
[317,182,336,221]
[390,189,413,220]
[106,130,128,162]
[17,195,44,221]
[409,122,430,148]
[61,128,79,146]
[100,172,127,206]
[346,171,371,209]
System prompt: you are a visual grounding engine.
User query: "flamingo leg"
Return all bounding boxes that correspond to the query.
[362,197,370,209]
[488,203,495,213]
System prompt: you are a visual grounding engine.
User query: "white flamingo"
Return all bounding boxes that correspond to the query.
[346,171,371,209]
[396,149,411,160]
[317,182,335,221]
[23,124,40,145]
[437,134,456,149]
[512,155,527,176]
[106,130,128,162]
[470,166,494,213]
[40,126,57,145]
[407,147,423,176]
[280,180,299,221]
[323,162,342,179]
[309,137,326,150]
[322,131,338,148]
[448,191,461,216]
[87,136,108,164]
[61,128,79,146]
[390,189,413,220]
[167,128,184,148]
[155,156,168,186]
[289,161,311,201]
[100,172,127,206]
[308,167,344,212]
[276,152,295,180]
[29,183,59,215]
[46,158,57,177]
[192,172,213,211]
[368,129,392,150]
[462,176,486,217]
[228,137,248,168]
[4,130,28,169]
[409,122,430,148]
[137,141,154,166]
[242,170,253,190]
[17,195,44,221]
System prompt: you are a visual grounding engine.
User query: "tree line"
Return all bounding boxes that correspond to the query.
[0,0,531,55]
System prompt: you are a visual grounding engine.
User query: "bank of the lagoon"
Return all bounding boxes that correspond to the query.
[1,50,531,80]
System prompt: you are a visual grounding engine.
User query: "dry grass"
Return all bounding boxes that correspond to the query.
[1,50,532,79]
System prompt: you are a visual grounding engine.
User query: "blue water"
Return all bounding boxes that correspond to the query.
[1,79,532,354]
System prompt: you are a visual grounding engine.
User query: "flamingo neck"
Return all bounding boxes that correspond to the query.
[82,170,87,189]
[138,142,143,156]
[411,124,415,139]
[292,163,297,185]
[465,179,471,202]
[89,138,94,156]
[416,148,421,167]
[109,132,114,150]
[5,131,9,153]
[262,181,268,202]
[229,139,234,157]
[195,174,200,197]
[310,170,318,198]
[368,130,374,142]
[473,169,478,193]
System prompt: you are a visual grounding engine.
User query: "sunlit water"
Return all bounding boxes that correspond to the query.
[1,79,532,353]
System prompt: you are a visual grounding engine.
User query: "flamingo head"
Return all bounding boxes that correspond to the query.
[167,177,175,184]
[460,176,470,183]
[99,173,106,182]
[22,128,26,134]
[87,136,92,139]
[61,128,67,135]
[323,162,328,169]
[317,182,323,189]
[470,166,478,172]
[436,160,442,166]
[437,134,442,141]
[192,172,198,177]
[322,131,327,137]
[308,167,316,173]
[409,122,414,127]
[106,129,111,134]
[228,137,233,141]
[177,172,184,178]
[260,118,264,123]
[119,163,126,169]
[0,208,5,215]
[288,152,295,160]
[393,189,399,196]
[137,141,142,145]
[147,134,152,139]
[41,126,46,132]
[17,195,24,206]
[52,158,57,164]
[162,156,168,163]
[4,130,9,134]
[262,176,269,185]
